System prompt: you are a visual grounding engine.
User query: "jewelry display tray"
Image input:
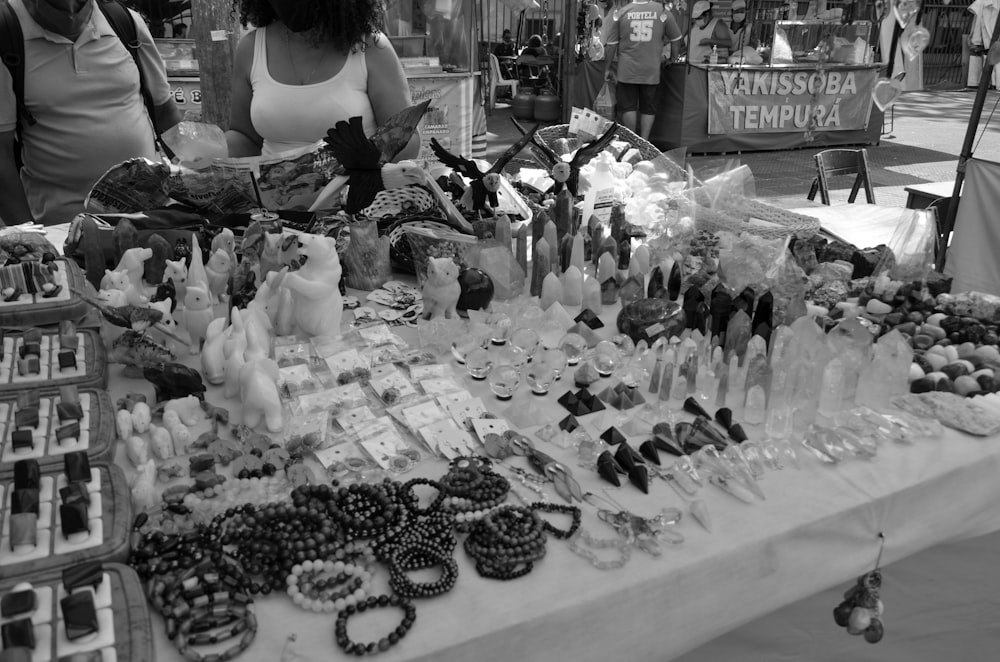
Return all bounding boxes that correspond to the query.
[0,258,91,328]
[0,389,115,479]
[0,462,132,578]
[0,327,107,394]
[0,562,152,662]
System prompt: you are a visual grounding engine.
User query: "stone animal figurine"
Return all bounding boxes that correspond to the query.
[279,235,343,338]
[205,248,232,303]
[101,268,147,306]
[239,357,283,432]
[181,283,216,354]
[115,246,152,290]
[420,257,461,320]
[163,259,188,308]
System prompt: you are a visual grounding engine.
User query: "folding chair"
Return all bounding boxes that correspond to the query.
[806,148,876,205]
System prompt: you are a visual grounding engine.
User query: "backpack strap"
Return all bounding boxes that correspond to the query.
[0,0,34,168]
[96,0,175,160]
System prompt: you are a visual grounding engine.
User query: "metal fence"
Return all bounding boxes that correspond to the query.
[920,1,974,87]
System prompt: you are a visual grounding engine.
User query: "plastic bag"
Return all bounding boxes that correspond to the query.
[871,208,937,284]
[594,82,616,121]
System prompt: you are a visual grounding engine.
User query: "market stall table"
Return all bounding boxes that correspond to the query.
[92,294,1000,662]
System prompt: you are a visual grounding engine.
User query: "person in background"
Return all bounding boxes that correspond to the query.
[687,1,732,63]
[173,22,187,38]
[0,0,182,226]
[728,0,753,51]
[493,28,515,57]
[522,33,548,57]
[226,0,420,158]
[604,0,682,139]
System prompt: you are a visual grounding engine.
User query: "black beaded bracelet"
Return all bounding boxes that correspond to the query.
[400,478,446,516]
[530,502,582,540]
[334,594,417,656]
[388,541,459,599]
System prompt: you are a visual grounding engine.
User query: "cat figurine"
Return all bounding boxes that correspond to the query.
[181,283,215,354]
[163,259,188,308]
[420,257,460,320]
[101,268,147,306]
[205,248,232,303]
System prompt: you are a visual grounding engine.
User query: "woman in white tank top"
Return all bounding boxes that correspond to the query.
[226,0,420,159]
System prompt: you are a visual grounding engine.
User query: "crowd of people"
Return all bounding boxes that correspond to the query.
[0,0,419,227]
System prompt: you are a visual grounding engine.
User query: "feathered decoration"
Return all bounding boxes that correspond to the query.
[429,123,539,214]
[515,120,619,197]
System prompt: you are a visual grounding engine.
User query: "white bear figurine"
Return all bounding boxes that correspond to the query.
[164,394,204,427]
[420,257,460,320]
[205,248,232,303]
[239,357,283,432]
[279,236,343,338]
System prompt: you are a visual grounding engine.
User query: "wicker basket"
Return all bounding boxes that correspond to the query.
[533,123,664,164]
[359,185,437,221]
[694,199,821,240]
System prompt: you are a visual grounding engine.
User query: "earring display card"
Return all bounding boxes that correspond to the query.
[0,328,107,394]
[0,462,131,577]
[0,562,152,662]
[0,258,90,328]
[0,389,114,477]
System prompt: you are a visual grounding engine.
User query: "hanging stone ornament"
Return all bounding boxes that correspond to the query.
[900,23,930,61]
[833,533,886,644]
[891,0,920,29]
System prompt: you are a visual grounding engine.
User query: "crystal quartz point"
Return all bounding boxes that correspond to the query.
[516,225,529,277]
[683,354,699,396]
[633,244,651,275]
[742,354,770,425]
[855,329,913,410]
[817,357,846,422]
[683,286,708,333]
[726,355,746,413]
[648,264,667,299]
[784,317,832,431]
[619,275,645,306]
[570,233,585,274]
[753,289,774,330]
[803,424,847,463]
[710,284,733,343]
[768,324,794,368]
[647,339,666,393]
[561,265,583,307]
[826,317,874,403]
[539,272,564,310]
[659,359,675,404]
[746,335,767,364]
[582,276,603,313]
[714,361,729,408]
[724,310,752,363]
[531,238,551,296]
[544,220,559,270]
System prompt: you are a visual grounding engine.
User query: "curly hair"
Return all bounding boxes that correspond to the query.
[232,0,386,52]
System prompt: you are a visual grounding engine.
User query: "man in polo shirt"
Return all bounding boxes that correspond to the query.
[0,0,181,226]
[604,0,681,139]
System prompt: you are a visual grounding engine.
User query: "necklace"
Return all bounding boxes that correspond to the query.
[284,29,328,84]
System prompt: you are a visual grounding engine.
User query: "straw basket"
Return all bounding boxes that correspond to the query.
[693,200,821,240]
[533,123,664,164]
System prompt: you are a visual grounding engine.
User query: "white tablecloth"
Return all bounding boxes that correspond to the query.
[112,311,1000,662]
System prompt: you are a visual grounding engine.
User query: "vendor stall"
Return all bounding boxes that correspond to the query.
[652,61,884,152]
[388,0,479,160]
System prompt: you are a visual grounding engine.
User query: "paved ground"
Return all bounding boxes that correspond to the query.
[485,88,1000,208]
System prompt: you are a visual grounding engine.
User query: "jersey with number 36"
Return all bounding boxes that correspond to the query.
[607,0,682,84]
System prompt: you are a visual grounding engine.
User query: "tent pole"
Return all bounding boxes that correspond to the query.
[938,9,1000,272]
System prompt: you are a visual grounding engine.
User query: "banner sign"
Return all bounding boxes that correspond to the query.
[706,67,878,135]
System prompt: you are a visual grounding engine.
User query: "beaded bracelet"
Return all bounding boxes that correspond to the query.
[286,558,372,613]
[387,541,459,599]
[530,502,582,540]
[334,594,417,656]
[174,604,258,662]
[566,528,633,570]
[400,478,446,516]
